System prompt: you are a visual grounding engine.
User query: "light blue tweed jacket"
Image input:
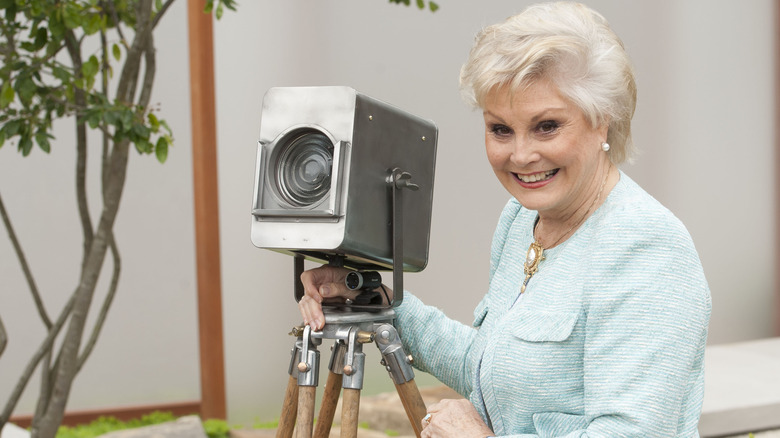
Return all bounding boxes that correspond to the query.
[395,172,711,437]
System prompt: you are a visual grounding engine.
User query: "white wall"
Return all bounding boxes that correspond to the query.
[0,0,774,426]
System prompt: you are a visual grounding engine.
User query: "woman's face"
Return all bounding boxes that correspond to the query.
[483,79,610,222]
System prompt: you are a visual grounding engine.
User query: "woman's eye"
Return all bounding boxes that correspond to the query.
[537,120,559,134]
[490,124,513,137]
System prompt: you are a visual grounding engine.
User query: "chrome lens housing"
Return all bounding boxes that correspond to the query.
[271,128,334,208]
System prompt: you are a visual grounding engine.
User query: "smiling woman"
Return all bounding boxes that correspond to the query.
[481,78,614,248]
[297,2,711,437]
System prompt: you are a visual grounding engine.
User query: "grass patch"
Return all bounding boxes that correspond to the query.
[54,412,237,438]
[56,412,177,438]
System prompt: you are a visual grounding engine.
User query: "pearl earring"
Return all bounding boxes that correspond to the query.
[601,142,610,152]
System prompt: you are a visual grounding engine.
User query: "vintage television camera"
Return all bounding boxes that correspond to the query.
[250,86,437,305]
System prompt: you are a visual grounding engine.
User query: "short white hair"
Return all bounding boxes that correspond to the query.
[459,2,637,164]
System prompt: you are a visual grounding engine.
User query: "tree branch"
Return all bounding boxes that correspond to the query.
[75,15,125,375]
[32,350,54,428]
[137,27,156,109]
[0,315,7,358]
[115,1,153,105]
[77,235,120,371]
[152,0,177,30]
[0,190,51,328]
[103,1,127,44]
[63,31,95,267]
[0,295,75,429]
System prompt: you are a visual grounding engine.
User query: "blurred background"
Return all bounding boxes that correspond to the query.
[0,0,775,426]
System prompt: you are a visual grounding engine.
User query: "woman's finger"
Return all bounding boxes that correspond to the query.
[298,295,323,329]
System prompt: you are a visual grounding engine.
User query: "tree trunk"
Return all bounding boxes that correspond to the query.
[30,2,155,434]
[31,141,131,438]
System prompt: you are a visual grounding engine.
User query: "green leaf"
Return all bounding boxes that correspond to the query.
[0,82,14,108]
[0,0,14,9]
[52,65,71,82]
[119,110,133,132]
[87,112,101,129]
[82,55,99,79]
[3,2,16,21]
[35,130,51,153]
[16,75,36,106]
[416,0,424,9]
[62,4,81,29]
[20,135,33,156]
[112,43,121,61]
[429,1,439,12]
[147,112,160,131]
[134,138,152,154]
[103,110,118,126]
[215,1,223,20]
[83,13,103,35]
[155,0,163,11]
[132,122,150,139]
[4,120,21,137]
[159,119,172,135]
[33,27,48,51]
[155,137,168,163]
[49,12,65,38]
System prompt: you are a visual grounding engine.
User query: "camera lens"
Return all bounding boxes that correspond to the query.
[273,129,334,207]
[345,271,382,290]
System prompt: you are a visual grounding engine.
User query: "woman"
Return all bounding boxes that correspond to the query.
[299,2,711,437]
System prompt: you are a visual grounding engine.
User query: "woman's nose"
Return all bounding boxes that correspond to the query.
[509,138,540,166]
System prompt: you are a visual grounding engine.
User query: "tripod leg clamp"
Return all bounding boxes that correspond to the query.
[297,325,320,387]
[374,323,415,384]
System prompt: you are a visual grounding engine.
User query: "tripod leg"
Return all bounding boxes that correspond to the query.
[340,388,361,438]
[296,386,317,438]
[395,379,427,438]
[314,371,343,438]
[276,375,299,438]
[374,323,427,438]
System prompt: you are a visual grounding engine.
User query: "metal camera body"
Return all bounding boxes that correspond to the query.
[251,86,438,276]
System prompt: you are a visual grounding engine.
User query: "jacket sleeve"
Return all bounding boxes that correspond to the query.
[393,199,523,397]
[393,292,478,396]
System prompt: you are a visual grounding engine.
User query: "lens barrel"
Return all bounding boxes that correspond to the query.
[273,129,334,207]
[345,271,382,290]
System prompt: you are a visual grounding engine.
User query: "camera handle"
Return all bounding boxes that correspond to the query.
[276,310,427,438]
[388,167,419,307]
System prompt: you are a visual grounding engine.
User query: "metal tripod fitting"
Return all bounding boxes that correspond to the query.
[287,340,302,380]
[374,323,415,384]
[341,326,366,390]
[328,340,347,375]
[297,325,321,387]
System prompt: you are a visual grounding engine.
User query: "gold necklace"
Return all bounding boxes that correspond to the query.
[520,168,610,294]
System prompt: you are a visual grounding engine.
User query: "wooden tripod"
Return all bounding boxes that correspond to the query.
[275,309,427,438]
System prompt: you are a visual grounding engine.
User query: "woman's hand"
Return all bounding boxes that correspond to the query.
[421,399,494,438]
[298,265,358,330]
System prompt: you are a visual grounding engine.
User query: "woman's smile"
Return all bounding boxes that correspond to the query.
[514,169,559,186]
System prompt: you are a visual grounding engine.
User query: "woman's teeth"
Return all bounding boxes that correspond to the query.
[517,169,557,183]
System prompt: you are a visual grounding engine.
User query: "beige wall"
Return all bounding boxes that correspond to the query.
[0,0,774,426]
